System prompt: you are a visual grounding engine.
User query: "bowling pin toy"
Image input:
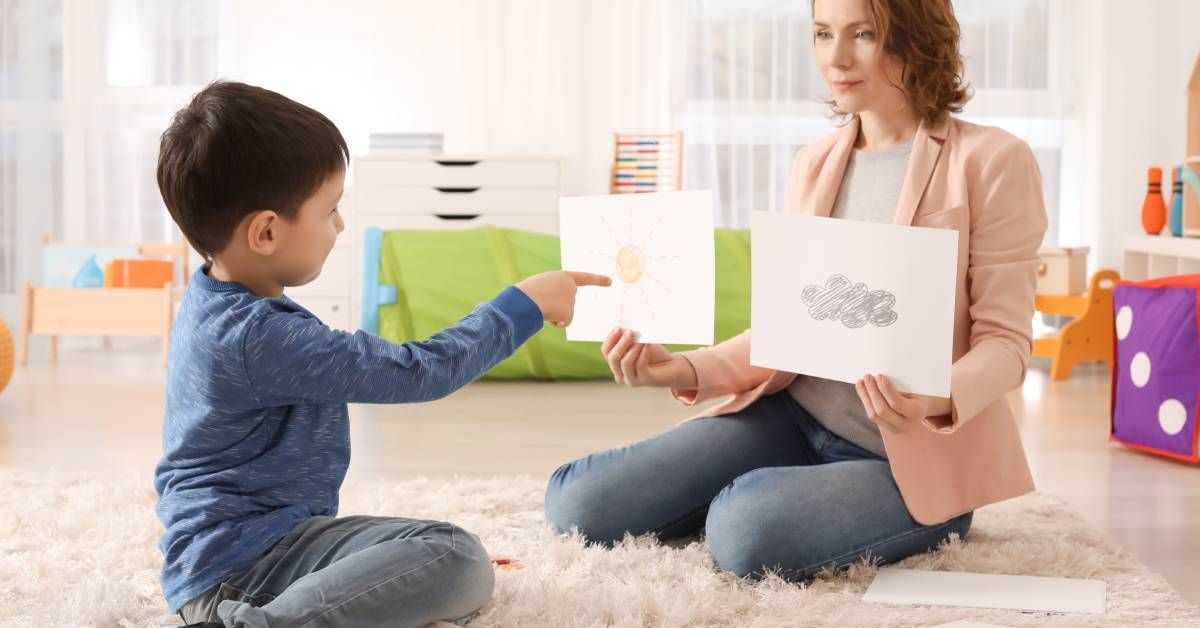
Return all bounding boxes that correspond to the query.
[1168,165,1184,237]
[1142,167,1167,235]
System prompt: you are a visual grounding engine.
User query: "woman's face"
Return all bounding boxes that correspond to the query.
[811,0,908,118]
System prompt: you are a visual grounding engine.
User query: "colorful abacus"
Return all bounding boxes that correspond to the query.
[610,132,684,194]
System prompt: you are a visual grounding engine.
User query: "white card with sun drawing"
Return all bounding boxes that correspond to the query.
[559,191,715,345]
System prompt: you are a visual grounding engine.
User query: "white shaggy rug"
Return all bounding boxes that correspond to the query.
[0,471,1196,628]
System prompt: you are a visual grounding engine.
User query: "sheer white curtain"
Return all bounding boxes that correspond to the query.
[1,0,1087,324]
[462,0,686,197]
[225,0,683,198]
[1,0,65,317]
[0,0,224,321]
[681,0,1079,239]
[682,0,826,228]
[1,0,682,324]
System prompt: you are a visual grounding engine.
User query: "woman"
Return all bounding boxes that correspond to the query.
[544,0,1048,581]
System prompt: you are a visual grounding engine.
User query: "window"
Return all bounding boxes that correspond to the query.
[682,0,1071,234]
[101,0,219,88]
[0,129,63,294]
[0,0,223,300]
[0,0,64,100]
[0,0,65,295]
[959,0,1051,91]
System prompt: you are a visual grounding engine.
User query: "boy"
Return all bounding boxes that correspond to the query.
[154,81,609,627]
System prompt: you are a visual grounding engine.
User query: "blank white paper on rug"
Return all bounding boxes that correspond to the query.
[864,568,1107,615]
[750,211,958,396]
[559,191,715,346]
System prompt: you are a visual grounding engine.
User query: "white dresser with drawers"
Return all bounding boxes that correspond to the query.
[348,154,562,330]
[284,208,355,331]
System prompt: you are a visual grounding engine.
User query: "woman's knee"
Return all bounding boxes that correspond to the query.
[543,459,628,546]
[543,460,597,536]
[704,468,798,579]
[707,474,976,581]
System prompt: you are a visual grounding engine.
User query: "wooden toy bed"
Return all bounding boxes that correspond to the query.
[19,235,190,367]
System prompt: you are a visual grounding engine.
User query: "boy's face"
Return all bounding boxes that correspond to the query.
[275,169,346,287]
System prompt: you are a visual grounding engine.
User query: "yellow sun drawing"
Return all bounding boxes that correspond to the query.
[616,245,645,283]
[589,207,680,326]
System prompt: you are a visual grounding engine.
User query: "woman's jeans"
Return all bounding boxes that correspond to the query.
[544,392,972,580]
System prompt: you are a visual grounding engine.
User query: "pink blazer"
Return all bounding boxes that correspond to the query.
[672,116,1048,525]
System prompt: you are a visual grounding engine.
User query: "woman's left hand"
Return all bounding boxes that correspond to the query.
[854,374,950,434]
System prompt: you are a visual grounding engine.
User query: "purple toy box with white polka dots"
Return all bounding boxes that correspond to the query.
[1111,274,1200,464]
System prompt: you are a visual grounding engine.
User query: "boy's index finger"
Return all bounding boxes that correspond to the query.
[566,271,612,287]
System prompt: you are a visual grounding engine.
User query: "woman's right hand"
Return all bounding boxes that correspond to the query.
[601,328,698,389]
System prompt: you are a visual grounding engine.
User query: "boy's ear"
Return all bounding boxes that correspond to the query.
[245,210,282,256]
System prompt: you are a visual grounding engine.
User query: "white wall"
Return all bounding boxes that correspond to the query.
[223,0,685,197]
[5,0,1192,333]
[222,0,1200,271]
[1071,0,1200,270]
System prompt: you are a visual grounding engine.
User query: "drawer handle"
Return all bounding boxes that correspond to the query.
[331,304,340,312]
[435,187,481,194]
[434,160,480,167]
[434,214,481,221]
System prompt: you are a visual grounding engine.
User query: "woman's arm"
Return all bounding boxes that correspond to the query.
[927,136,1048,432]
[670,330,775,406]
[664,146,819,405]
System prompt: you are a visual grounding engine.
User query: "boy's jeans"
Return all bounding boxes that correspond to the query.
[179,515,494,627]
[544,392,973,580]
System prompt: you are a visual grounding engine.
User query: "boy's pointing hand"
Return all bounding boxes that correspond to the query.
[516,271,613,328]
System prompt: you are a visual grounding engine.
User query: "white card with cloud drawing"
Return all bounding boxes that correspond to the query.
[750,211,958,397]
[560,191,715,346]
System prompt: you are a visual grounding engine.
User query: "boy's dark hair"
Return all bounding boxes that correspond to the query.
[157,81,349,258]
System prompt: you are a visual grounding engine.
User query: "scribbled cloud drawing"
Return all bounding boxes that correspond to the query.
[801,274,898,329]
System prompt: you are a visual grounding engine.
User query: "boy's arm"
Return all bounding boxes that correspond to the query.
[241,286,543,406]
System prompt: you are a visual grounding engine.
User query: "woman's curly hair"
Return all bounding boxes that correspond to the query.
[818,0,972,125]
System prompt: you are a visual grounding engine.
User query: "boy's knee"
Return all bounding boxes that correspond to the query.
[399,521,495,622]
[442,525,495,618]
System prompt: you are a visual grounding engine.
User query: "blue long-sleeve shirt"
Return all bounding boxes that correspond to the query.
[153,268,542,612]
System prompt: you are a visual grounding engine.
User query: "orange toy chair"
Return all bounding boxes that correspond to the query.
[1033,269,1121,380]
[0,321,12,393]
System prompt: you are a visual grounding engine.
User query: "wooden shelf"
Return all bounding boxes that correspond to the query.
[1123,233,1200,280]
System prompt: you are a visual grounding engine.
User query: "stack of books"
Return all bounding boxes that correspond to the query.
[368,132,444,155]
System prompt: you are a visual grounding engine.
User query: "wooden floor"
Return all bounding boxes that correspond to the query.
[0,341,1197,604]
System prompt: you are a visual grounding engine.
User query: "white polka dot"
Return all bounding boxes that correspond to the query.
[1116,306,1133,340]
[1130,352,1151,387]
[1159,399,1188,435]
